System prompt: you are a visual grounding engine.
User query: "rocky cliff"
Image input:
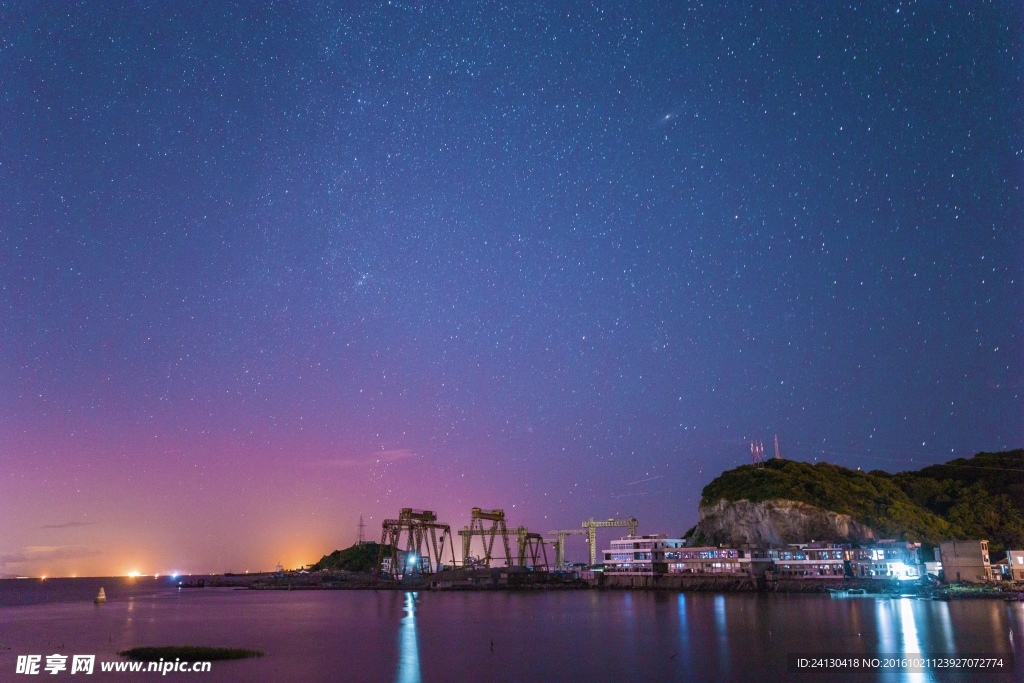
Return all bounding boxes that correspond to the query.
[690,498,879,547]
[691,451,1024,550]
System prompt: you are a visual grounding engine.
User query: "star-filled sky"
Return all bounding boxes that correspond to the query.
[1,1,1021,578]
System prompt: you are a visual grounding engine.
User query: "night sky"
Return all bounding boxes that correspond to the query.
[1,2,1021,578]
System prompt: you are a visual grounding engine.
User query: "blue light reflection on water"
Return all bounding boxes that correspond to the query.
[936,600,957,653]
[2,582,1021,682]
[875,599,896,652]
[714,594,730,679]
[677,593,690,659]
[396,592,420,683]
[897,598,934,683]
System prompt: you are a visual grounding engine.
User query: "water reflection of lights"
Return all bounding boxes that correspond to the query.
[876,599,936,683]
[899,599,936,683]
[622,592,634,621]
[714,595,730,662]
[676,595,691,662]
[934,602,955,653]
[397,592,421,683]
[677,594,687,634]
[714,595,727,633]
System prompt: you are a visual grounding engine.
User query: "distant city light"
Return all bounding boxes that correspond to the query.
[127,571,141,578]
[891,561,916,580]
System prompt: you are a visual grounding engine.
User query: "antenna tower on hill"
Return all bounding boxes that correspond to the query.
[357,514,366,545]
[750,440,765,467]
[774,434,781,460]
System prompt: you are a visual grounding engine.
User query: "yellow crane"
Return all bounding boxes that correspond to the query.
[457,507,513,568]
[377,508,455,581]
[582,517,638,566]
[547,529,586,568]
[510,526,549,570]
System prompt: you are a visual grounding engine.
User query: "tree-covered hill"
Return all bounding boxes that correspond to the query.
[311,542,390,573]
[699,449,1024,550]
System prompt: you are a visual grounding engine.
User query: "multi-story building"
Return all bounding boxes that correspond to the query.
[737,547,774,577]
[1007,550,1024,581]
[847,540,923,580]
[940,540,993,582]
[664,546,743,575]
[602,535,686,574]
[938,540,992,583]
[770,543,847,578]
[602,535,745,575]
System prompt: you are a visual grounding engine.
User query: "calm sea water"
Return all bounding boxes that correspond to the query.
[1,577,1021,682]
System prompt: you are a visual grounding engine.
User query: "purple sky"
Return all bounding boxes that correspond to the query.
[1,1,1021,577]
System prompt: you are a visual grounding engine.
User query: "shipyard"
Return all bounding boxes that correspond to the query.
[228,502,1023,601]
[223,448,1024,600]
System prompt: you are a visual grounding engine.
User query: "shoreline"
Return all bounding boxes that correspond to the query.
[218,570,1023,600]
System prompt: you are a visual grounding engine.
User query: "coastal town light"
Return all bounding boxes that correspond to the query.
[892,562,915,580]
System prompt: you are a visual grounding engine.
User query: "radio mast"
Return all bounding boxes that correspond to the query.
[751,440,765,467]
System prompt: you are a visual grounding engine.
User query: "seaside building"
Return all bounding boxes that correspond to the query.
[769,543,847,578]
[602,534,686,574]
[846,540,923,580]
[381,551,417,577]
[937,540,992,583]
[994,550,1023,581]
[737,547,773,577]
[602,535,746,576]
[1009,551,1024,581]
[664,546,744,575]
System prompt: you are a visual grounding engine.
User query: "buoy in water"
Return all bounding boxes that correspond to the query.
[94,587,107,604]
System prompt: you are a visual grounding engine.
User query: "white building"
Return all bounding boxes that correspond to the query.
[602,535,748,576]
[995,550,1024,581]
[670,546,743,575]
[602,534,687,575]
[770,543,847,578]
[847,541,923,580]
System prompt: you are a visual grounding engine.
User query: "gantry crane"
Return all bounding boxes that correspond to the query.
[457,507,513,568]
[504,526,549,570]
[377,508,455,581]
[547,529,586,568]
[582,517,638,566]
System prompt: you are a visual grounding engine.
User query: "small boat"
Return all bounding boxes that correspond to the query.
[94,587,107,604]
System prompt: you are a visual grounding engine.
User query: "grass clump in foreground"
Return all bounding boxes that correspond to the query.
[118,646,263,662]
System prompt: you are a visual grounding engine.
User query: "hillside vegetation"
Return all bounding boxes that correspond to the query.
[700,449,1024,550]
[311,542,389,573]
